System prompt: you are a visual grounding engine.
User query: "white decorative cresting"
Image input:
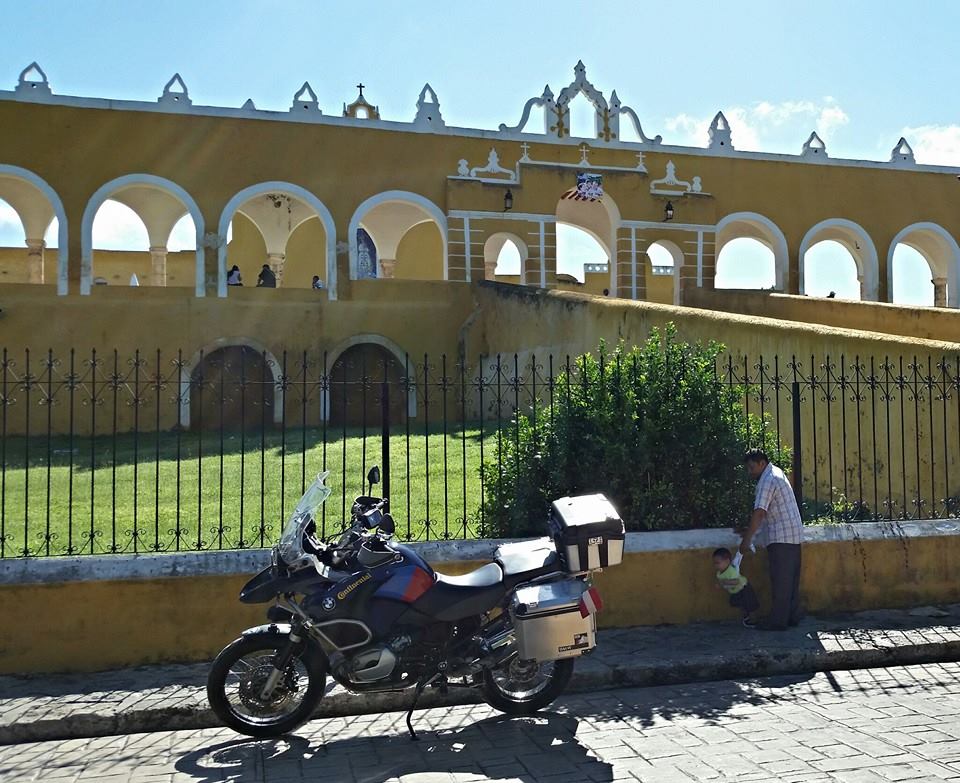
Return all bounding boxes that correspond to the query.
[650,161,708,197]
[708,112,733,150]
[290,82,320,113]
[158,74,191,107]
[889,137,916,167]
[15,62,51,97]
[801,131,828,159]
[413,84,444,128]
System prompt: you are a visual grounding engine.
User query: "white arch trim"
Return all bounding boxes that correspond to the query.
[799,218,879,300]
[323,333,417,420]
[348,190,448,281]
[887,222,960,307]
[715,211,789,292]
[81,174,204,296]
[219,181,338,299]
[179,337,283,428]
[0,165,69,295]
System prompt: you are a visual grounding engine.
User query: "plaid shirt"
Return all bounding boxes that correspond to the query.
[754,463,804,545]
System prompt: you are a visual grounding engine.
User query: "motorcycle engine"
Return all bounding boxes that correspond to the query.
[341,631,417,684]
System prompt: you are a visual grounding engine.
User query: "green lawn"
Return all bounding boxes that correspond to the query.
[0,425,504,557]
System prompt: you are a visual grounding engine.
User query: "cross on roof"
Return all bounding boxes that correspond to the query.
[357,83,365,96]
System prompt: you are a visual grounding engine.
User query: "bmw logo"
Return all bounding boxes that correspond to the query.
[321,596,336,612]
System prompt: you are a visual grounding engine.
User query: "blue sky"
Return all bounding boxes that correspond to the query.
[1,0,958,302]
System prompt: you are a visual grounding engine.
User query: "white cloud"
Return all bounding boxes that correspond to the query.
[92,200,149,250]
[0,199,25,247]
[664,98,847,153]
[899,124,960,166]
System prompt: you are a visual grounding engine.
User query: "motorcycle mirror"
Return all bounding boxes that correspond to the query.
[367,466,381,488]
[380,513,395,535]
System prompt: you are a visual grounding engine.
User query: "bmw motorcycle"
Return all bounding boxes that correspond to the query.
[207,467,624,739]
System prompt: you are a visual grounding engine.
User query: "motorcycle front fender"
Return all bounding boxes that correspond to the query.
[237,624,329,670]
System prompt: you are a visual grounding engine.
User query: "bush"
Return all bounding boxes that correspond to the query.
[480,325,788,536]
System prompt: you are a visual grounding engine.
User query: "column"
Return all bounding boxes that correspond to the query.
[484,257,498,281]
[25,238,45,284]
[379,258,397,279]
[933,277,948,308]
[149,246,167,287]
[267,252,286,286]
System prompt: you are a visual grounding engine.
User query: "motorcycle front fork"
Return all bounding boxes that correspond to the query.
[259,622,306,701]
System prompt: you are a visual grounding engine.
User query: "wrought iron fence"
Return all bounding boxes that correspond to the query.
[1,346,959,557]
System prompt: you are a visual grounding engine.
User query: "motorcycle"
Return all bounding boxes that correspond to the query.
[206,466,625,739]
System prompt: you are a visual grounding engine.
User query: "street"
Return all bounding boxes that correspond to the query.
[2,662,959,782]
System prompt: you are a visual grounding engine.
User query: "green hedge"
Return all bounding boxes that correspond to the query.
[481,325,788,536]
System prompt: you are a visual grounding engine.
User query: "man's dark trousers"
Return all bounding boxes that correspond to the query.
[767,543,802,628]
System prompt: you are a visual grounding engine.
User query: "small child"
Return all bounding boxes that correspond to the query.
[713,547,760,628]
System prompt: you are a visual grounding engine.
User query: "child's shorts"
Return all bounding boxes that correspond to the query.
[729,583,760,613]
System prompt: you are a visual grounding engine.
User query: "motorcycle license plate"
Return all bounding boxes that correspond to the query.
[578,586,603,618]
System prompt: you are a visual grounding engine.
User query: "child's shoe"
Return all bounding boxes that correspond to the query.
[742,615,757,629]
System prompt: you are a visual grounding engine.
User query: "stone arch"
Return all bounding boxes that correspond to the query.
[179,337,283,428]
[81,174,204,296]
[348,190,448,281]
[218,181,337,299]
[887,222,960,307]
[324,333,417,420]
[0,164,69,294]
[647,239,684,305]
[715,212,788,291]
[556,191,621,293]
[799,219,879,300]
[483,232,529,282]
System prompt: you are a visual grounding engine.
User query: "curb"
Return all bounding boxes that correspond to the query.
[3,639,958,745]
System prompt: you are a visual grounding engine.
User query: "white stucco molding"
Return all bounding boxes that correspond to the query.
[217,181,337,300]
[887,222,960,307]
[715,211,790,292]
[80,174,205,296]
[323,333,417,420]
[348,190,449,281]
[0,164,69,294]
[799,218,879,301]
[179,337,283,428]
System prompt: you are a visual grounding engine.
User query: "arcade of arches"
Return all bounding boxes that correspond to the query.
[3,61,960,314]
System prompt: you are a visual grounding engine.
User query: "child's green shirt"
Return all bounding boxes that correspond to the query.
[716,555,748,595]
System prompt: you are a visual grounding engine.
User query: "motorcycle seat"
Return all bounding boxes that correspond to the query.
[496,538,560,585]
[435,562,503,588]
[414,563,506,621]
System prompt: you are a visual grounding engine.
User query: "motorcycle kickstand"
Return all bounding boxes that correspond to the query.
[406,680,427,742]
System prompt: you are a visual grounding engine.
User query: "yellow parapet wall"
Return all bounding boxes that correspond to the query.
[0,523,957,674]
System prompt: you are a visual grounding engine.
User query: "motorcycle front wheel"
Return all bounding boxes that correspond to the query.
[207,631,327,738]
[481,657,575,715]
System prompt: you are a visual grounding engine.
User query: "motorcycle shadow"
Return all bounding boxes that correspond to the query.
[174,712,615,782]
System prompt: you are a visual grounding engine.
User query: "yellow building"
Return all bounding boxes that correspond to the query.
[2,60,959,308]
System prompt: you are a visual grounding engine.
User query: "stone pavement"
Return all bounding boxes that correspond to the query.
[2,605,960,746]
[2,661,960,782]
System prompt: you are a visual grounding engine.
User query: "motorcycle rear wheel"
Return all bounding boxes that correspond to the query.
[481,657,575,715]
[207,631,327,738]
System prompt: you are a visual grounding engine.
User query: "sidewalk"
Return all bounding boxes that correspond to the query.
[2,605,959,746]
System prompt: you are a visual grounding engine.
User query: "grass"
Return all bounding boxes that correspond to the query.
[0,424,503,557]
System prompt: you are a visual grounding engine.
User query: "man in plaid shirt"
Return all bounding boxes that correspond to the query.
[739,448,804,631]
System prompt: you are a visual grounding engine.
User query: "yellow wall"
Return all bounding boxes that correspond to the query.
[688,288,960,343]
[3,97,960,298]
[223,212,267,285]
[283,216,327,288]
[0,246,197,287]
[1,532,956,674]
[395,221,444,280]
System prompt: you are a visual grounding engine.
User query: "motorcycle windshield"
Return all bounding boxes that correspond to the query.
[277,472,332,570]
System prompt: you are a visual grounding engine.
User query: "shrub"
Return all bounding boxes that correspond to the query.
[480,325,789,537]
